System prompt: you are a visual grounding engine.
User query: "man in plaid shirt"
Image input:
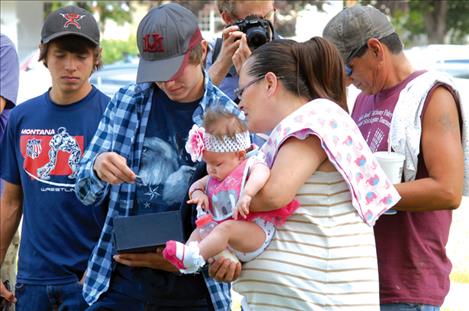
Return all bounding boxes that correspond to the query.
[75,4,242,310]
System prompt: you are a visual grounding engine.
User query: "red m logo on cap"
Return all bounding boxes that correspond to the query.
[60,13,85,29]
[143,33,164,52]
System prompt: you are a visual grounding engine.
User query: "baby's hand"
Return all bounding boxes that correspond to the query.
[234,194,251,220]
[187,191,209,211]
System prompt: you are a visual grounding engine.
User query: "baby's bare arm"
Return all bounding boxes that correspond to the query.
[243,163,270,197]
[234,163,270,219]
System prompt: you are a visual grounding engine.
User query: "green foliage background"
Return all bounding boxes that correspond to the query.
[360,0,469,46]
[42,0,468,64]
[44,1,132,32]
[101,36,138,65]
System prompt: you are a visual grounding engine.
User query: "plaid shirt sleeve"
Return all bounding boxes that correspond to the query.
[75,89,126,205]
[197,72,245,124]
[203,269,232,311]
[78,84,149,305]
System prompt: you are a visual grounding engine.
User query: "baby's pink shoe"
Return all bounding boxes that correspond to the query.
[163,240,205,274]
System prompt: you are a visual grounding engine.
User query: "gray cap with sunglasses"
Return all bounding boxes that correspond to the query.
[322,5,395,64]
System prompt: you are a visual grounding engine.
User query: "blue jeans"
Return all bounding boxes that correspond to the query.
[15,282,88,311]
[86,288,214,311]
[381,303,440,311]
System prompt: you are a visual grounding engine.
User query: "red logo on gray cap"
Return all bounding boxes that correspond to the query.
[143,33,164,52]
[60,13,85,29]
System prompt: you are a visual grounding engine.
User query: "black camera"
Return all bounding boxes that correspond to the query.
[232,15,274,50]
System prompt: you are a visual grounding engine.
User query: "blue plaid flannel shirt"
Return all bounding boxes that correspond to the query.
[75,72,243,309]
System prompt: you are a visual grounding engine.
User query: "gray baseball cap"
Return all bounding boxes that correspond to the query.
[136,3,202,83]
[323,5,395,64]
[1,34,19,108]
[41,5,100,45]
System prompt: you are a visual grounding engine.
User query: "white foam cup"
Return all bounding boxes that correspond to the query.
[374,151,405,215]
[374,151,405,184]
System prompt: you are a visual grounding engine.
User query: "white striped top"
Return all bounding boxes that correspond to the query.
[234,171,379,310]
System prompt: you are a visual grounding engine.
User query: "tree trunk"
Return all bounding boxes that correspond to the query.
[425,0,448,44]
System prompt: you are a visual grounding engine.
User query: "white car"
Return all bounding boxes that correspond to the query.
[405,44,469,79]
[405,44,469,113]
[17,49,51,104]
[89,60,138,98]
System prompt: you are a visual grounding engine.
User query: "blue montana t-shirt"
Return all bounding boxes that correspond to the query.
[0,110,10,194]
[0,86,109,285]
[0,110,10,141]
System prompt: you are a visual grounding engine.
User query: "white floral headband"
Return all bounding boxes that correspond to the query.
[185,124,251,162]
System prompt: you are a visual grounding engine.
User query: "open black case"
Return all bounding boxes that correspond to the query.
[113,210,184,253]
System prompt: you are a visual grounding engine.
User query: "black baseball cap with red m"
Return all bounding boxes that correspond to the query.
[41,5,100,45]
[136,3,202,83]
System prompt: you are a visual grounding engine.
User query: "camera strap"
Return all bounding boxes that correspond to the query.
[211,38,223,65]
[211,38,237,77]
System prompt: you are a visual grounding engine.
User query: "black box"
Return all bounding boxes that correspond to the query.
[113,210,184,253]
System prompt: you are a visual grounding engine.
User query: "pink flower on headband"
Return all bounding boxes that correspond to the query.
[185,125,205,162]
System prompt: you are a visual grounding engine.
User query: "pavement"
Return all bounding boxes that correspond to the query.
[441,196,469,311]
[442,283,469,310]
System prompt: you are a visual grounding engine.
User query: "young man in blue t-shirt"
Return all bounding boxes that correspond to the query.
[0,33,20,295]
[75,3,242,311]
[0,6,109,310]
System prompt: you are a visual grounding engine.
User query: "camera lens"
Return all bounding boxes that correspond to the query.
[246,27,268,50]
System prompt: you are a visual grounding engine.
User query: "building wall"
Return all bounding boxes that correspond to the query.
[1,1,43,60]
[1,1,19,47]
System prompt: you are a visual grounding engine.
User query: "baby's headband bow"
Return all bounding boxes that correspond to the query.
[185,124,251,162]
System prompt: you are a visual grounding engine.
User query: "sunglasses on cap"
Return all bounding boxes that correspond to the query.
[345,43,369,77]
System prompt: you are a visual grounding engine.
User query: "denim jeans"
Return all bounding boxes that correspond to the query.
[381,303,440,311]
[86,287,214,311]
[15,282,88,311]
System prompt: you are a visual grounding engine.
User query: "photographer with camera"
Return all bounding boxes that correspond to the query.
[206,0,276,101]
